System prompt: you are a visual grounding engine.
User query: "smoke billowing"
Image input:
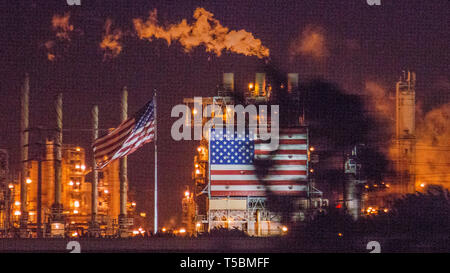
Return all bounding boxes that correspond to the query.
[415,103,450,188]
[133,8,269,59]
[363,80,450,189]
[45,8,269,61]
[289,25,328,60]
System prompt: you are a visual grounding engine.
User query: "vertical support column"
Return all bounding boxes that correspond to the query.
[20,73,29,237]
[118,87,128,237]
[154,90,158,234]
[256,209,261,236]
[90,105,100,236]
[52,93,63,230]
[37,143,42,238]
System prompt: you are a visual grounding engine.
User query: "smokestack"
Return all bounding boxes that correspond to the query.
[90,105,99,236]
[20,73,29,235]
[52,93,63,222]
[396,71,416,138]
[287,73,299,93]
[119,87,129,237]
[395,71,416,194]
[255,73,266,97]
[223,73,234,92]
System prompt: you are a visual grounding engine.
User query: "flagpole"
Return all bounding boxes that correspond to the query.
[154,89,158,234]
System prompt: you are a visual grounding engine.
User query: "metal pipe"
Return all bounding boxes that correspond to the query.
[53,93,63,220]
[119,87,128,236]
[91,105,99,233]
[37,148,42,237]
[154,90,158,234]
[20,73,29,234]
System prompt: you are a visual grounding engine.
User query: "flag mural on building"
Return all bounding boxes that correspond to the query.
[209,127,308,197]
[93,98,156,169]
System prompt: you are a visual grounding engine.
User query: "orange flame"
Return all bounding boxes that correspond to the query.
[52,13,74,41]
[100,19,123,59]
[133,8,269,58]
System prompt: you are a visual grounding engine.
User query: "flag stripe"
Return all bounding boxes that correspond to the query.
[211,170,307,175]
[210,180,308,185]
[255,144,307,150]
[255,139,307,144]
[254,150,307,155]
[211,164,307,170]
[210,191,308,197]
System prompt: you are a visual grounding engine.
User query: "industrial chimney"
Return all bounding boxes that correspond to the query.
[255,73,266,97]
[223,73,234,93]
[394,70,416,194]
[287,73,299,93]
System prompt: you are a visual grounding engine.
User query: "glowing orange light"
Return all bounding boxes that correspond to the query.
[8,184,14,189]
[76,147,81,152]
[14,201,20,206]
[26,178,32,184]
[309,146,315,152]
[73,210,79,214]
[197,147,202,152]
[81,165,86,171]
[162,227,167,232]
[184,191,190,197]
[104,189,109,194]
[420,183,425,188]
[74,200,80,208]
[69,181,74,186]
[338,233,343,237]
[195,169,201,174]
[179,228,186,234]
[282,226,288,232]
[131,202,136,207]
[248,83,254,90]
[14,210,21,216]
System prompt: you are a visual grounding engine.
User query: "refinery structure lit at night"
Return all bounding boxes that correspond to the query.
[0,1,448,255]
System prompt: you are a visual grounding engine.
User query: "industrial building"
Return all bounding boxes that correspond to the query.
[346,71,419,218]
[0,140,137,237]
[182,72,327,236]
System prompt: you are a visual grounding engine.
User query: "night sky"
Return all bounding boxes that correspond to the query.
[0,0,448,227]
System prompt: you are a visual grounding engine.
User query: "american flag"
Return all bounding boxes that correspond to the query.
[209,127,308,197]
[93,98,156,169]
